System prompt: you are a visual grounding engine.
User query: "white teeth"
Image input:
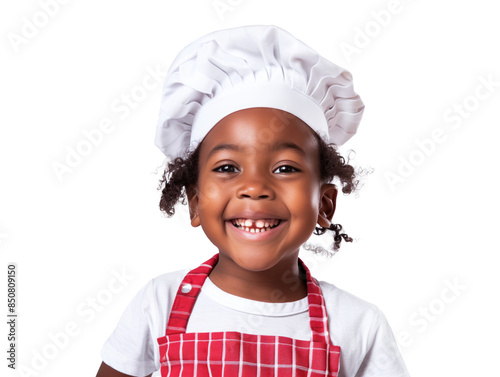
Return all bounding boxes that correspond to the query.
[232,218,281,233]
[239,219,278,227]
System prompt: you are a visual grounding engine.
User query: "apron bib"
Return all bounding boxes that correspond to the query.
[157,254,340,376]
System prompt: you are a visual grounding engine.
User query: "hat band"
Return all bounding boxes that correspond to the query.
[190,82,329,146]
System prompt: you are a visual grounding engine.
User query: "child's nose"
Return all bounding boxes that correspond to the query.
[236,177,275,200]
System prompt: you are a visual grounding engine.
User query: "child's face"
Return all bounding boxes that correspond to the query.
[188,108,336,273]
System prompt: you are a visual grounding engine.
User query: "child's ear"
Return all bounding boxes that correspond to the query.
[317,183,337,228]
[187,186,201,227]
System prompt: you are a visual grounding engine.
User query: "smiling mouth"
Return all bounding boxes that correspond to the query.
[230,218,281,233]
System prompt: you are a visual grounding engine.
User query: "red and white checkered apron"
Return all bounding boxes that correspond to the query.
[157,254,340,376]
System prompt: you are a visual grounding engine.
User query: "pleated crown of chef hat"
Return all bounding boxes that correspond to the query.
[155,25,364,158]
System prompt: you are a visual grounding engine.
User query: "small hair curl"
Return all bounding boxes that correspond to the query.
[158,146,200,217]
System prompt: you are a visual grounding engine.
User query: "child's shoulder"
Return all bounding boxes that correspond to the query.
[150,268,191,291]
[134,268,191,305]
[318,280,384,325]
[151,268,190,283]
[319,280,408,376]
[319,280,379,308]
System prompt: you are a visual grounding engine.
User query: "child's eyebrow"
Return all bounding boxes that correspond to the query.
[207,142,306,158]
[270,141,306,155]
[207,144,240,159]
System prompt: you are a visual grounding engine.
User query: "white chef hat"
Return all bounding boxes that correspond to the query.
[155,25,364,158]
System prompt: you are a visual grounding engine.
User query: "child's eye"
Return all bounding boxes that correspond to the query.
[273,165,300,174]
[213,164,240,173]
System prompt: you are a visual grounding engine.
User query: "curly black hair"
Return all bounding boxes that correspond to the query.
[158,132,358,252]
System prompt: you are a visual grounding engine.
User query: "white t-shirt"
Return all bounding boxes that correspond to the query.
[101,269,409,377]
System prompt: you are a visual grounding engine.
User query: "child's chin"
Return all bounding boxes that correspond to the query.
[228,250,287,272]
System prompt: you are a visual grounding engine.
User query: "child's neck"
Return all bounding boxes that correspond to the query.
[208,254,307,303]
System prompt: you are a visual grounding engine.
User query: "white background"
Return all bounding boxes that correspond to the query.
[1,0,499,376]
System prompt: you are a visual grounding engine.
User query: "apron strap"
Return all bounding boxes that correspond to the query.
[301,260,332,344]
[165,254,331,344]
[164,255,218,335]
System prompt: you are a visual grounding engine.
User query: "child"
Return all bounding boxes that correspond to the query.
[96,25,410,377]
